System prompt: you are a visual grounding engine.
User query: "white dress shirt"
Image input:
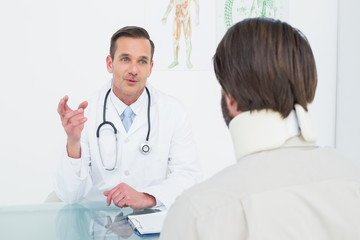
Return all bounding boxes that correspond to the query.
[54,80,202,209]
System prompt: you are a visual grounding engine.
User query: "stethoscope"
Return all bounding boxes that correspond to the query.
[96,87,151,171]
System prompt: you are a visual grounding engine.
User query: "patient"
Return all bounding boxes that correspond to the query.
[160,18,360,239]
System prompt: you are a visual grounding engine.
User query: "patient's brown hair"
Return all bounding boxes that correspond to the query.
[213,18,317,118]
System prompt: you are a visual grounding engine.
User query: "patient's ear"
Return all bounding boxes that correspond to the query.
[225,94,241,117]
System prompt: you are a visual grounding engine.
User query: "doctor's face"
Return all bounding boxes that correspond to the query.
[106,37,153,105]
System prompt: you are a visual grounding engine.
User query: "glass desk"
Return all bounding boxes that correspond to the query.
[0,202,160,240]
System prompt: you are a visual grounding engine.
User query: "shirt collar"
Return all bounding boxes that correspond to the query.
[229,104,317,161]
[109,88,147,119]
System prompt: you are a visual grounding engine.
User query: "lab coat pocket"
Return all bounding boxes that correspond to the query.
[144,143,170,185]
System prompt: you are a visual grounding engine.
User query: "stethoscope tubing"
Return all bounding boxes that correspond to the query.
[96,87,151,170]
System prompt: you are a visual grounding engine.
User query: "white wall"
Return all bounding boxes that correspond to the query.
[0,0,341,206]
[336,0,360,166]
[289,0,338,148]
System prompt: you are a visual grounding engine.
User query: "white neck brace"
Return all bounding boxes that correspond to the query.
[229,104,317,160]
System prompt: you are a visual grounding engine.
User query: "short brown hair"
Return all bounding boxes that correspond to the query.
[213,18,317,118]
[110,26,155,61]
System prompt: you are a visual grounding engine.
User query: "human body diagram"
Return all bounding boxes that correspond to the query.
[162,0,200,69]
[249,0,277,18]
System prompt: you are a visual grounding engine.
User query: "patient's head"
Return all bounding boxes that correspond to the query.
[214,18,317,121]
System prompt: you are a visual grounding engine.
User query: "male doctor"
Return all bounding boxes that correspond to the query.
[55,26,202,210]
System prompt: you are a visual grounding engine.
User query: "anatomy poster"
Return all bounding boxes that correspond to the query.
[145,0,215,71]
[216,0,289,42]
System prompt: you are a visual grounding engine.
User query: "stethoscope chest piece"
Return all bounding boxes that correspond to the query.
[140,142,151,155]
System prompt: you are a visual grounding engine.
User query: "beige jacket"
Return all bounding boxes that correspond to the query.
[160,107,360,240]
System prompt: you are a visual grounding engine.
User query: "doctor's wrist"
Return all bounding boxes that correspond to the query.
[66,139,81,159]
[142,193,156,208]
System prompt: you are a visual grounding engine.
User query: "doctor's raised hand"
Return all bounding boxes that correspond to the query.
[57,95,88,158]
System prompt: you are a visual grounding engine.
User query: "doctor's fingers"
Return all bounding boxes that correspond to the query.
[106,189,124,206]
[115,196,130,208]
[113,193,129,208]
[61,108,85,126]
[63,117,87,133]
[57,96,72,115]
[78,101,88,110]
[106,183,131,205]
[106,184,124,198]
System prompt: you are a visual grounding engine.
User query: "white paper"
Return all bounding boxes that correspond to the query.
[127,211,167,235]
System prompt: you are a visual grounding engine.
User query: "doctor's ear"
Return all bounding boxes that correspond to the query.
[106,55,113,73]
[147,60,154,76]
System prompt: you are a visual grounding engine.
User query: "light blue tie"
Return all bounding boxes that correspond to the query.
[122,106,134,133]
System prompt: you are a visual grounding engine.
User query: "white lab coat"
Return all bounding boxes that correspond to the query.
[54,81,202,209]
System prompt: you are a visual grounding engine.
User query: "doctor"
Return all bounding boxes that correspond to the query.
[55,26,202,210]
